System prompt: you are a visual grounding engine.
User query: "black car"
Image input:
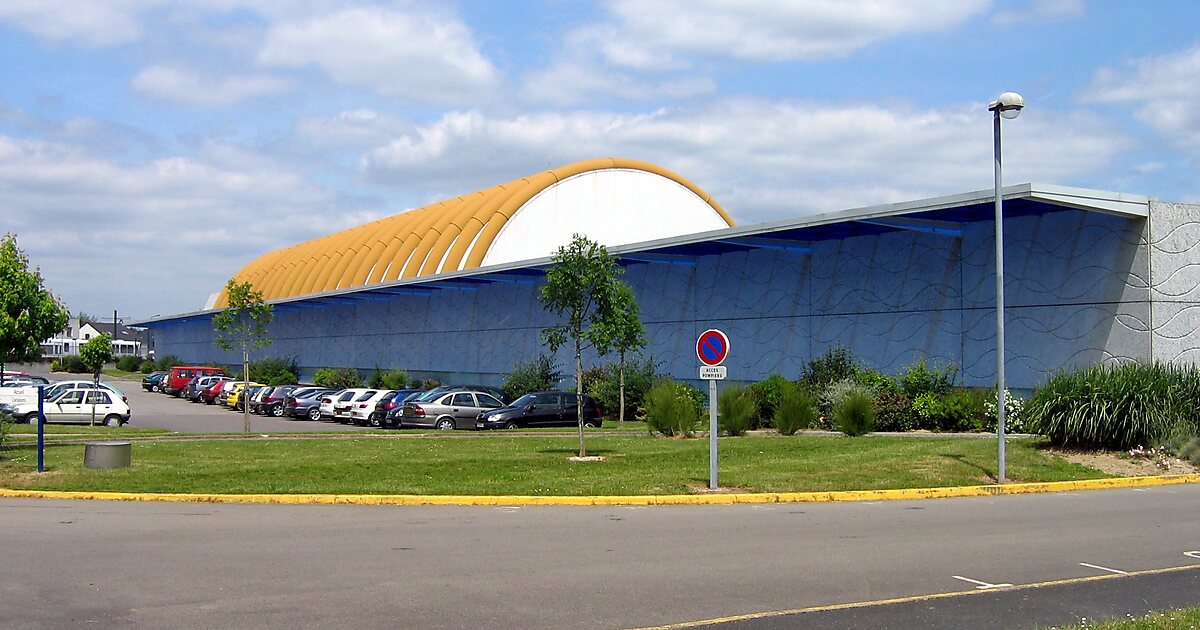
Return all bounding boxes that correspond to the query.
[256,385,299,417]
[374,389,424,428]
[142,371,167,392]
[476,391,601,430]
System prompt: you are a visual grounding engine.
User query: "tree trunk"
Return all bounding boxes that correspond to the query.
[619,349,626,428]
[1,361,5,386]
[242,344,250,434]
[90,370,98,426]
[576,340,585,458]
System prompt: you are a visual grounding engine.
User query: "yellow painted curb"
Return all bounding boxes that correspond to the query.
[1,474,1197,506]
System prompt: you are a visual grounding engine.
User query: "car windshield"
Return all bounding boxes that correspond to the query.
[510,394,537,408]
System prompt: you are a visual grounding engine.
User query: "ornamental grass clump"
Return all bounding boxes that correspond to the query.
[717,385,756,436]
[1024,362,1200,450]
[643,380,701,437]
[833,390,876,437]
[774,382,818,435]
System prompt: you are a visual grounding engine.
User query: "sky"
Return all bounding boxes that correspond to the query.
[3,0,1199,321]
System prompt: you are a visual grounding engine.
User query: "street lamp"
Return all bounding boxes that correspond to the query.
[989,91,1023,484]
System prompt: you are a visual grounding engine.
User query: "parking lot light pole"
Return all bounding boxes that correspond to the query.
[988,91,1024,484]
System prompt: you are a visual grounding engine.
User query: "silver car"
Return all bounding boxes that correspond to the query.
[400,390,504,430]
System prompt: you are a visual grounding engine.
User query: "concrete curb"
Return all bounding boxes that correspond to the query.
[2,474,1198,506]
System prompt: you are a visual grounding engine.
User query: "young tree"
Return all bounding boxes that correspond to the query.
[79,333,113,426]
[0,234,69,385]
[212,279,274,433]
[594,282,649,427]
[539,234,624,457]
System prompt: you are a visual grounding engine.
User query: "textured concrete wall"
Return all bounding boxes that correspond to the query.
[1149,200,1200,364]
[156,206,1172,389]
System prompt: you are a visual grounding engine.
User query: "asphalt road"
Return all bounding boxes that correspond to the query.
[3,485,1199,629]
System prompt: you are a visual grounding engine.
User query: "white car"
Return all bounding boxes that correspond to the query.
[318,390,345,419]
[347,389,393,426]
[11,388,132,426]
[331,388,377,423]
[43,380,127,403]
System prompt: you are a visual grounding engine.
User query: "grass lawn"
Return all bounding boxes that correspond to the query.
[1045,607,1200,629]
[0,434,1107,495]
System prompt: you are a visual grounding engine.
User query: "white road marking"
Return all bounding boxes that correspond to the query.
[1079,562,1128,575]
[951,575,1013,589]
[493,506,521,512]
[1185,551,1200,559]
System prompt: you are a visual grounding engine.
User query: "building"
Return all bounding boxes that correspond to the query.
[138,158,1200,390]
[42,319,149,359]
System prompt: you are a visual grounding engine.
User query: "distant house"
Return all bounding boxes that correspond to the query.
[41,319,150,359]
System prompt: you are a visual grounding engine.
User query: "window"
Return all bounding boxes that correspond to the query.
[563,393,578,406]
[86,391,111,405]
[477,394,503,409]
[452,393,474,407]
[59,391,84,405]
[356,391,378,401]
[533,393,559,406]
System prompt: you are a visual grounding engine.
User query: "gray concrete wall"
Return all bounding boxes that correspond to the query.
[155,205,1179,389]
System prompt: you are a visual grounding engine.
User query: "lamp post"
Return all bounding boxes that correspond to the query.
[988,91,1024,484]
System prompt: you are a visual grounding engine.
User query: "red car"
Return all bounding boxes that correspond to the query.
[163,366,226,396]
[200,379,231,404]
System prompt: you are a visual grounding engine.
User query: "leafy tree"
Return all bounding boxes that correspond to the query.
[593,282,648,427]
[502,355,562,401]
[79,333,113,426]
[0,234,69,385]
[213,279,274,433]
[539,234,624,457]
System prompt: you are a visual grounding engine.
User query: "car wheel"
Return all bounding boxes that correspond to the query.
[583,420,598,429]
[103,415,123,427]
[503,421,519,430]
[24,413,38,424]
[271,405,285,417]
[436,418,455,431]
[307,407,321,421]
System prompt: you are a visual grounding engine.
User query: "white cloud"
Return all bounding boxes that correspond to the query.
[0,0,157,47]
[595,0,991,67]
[362,99,1127,224]
[132,65,291,106]
[522,60,716,107]
[994,0,1084,25]
[256,6,498,104]
[1083,44,1200,147]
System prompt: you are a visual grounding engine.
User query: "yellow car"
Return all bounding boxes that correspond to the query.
[225,382,264,411]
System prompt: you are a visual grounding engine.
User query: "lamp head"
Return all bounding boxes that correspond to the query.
[989,92,1024,119]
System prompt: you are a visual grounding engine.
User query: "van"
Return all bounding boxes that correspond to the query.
[164,366,227,396]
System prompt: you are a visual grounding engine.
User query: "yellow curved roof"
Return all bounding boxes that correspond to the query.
[216,158,733,307]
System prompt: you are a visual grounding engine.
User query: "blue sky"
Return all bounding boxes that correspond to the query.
[3,0,1199,319]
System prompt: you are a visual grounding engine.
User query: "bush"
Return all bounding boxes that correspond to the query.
[57,355,89,373]
[585,356,660,421]
[115,356,141,372]
[833,390,876,436]
[718,385,756,436]
[155,354,184,371]
[239,357,299,386]
[899,358,958,399]
[139,359,156,374]
[983,388,1026,434]
[642,379,702,437]
[912,388,988,432]
[0,406,10,459]
[799,346,859,392]
[873,390,917,432]
[774,382,818,435]
[855,368,897,394]
[503,355,562,401]
[1024,362,1200,450]
[369,368,409,390]
[313,367,362,390]
[749,374,792,429]
[818,378,865,418]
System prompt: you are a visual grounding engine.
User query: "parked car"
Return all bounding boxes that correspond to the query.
[476,391,602,430]
[415,384,508,404]
[224,382,264,410]
[185,375,232,402]
[42,380,127,403]
[201,379,231,404]
[399,389,505,430]
[286,388,335,421]
[234,385,267,412]
[163,365,228,397]
[332,389,380,424]
[142,371,168,392]
[318,390,348,420]
[374,389,423,428]
[10,388,131,426]
[256,385,299,417]
[213,380,241,406]
[347,389,398,426]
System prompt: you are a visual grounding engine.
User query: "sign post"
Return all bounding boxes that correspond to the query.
[697,329,729,490]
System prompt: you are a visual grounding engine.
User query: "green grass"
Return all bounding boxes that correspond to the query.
[1043,607,1200,629]
[0,434,1106,495]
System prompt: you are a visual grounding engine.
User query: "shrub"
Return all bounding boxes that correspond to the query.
[313,367,362,389]
[239,357,299,386]
[799,346,859,392]
[982,388,1026,434]
[57,355,89,373]
[1023,362,1200,450]
[774,382,818,435]
[584,356,660,421]
[155,354,184,371]
[369,368,409,390]
[873,390,917,432]
[717,385,756,436]
[912,389,988,432]
[139,359,156,374]
[899,358,958,399]
[819,378,866,418]
[642,379,702,437]
[749,374,792,429]
[415,378,442,390]
[833,390,876,437]
[116,356,141,372]
[0,406,10,459]
[855,368,897,394]
[503,355,562,401]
